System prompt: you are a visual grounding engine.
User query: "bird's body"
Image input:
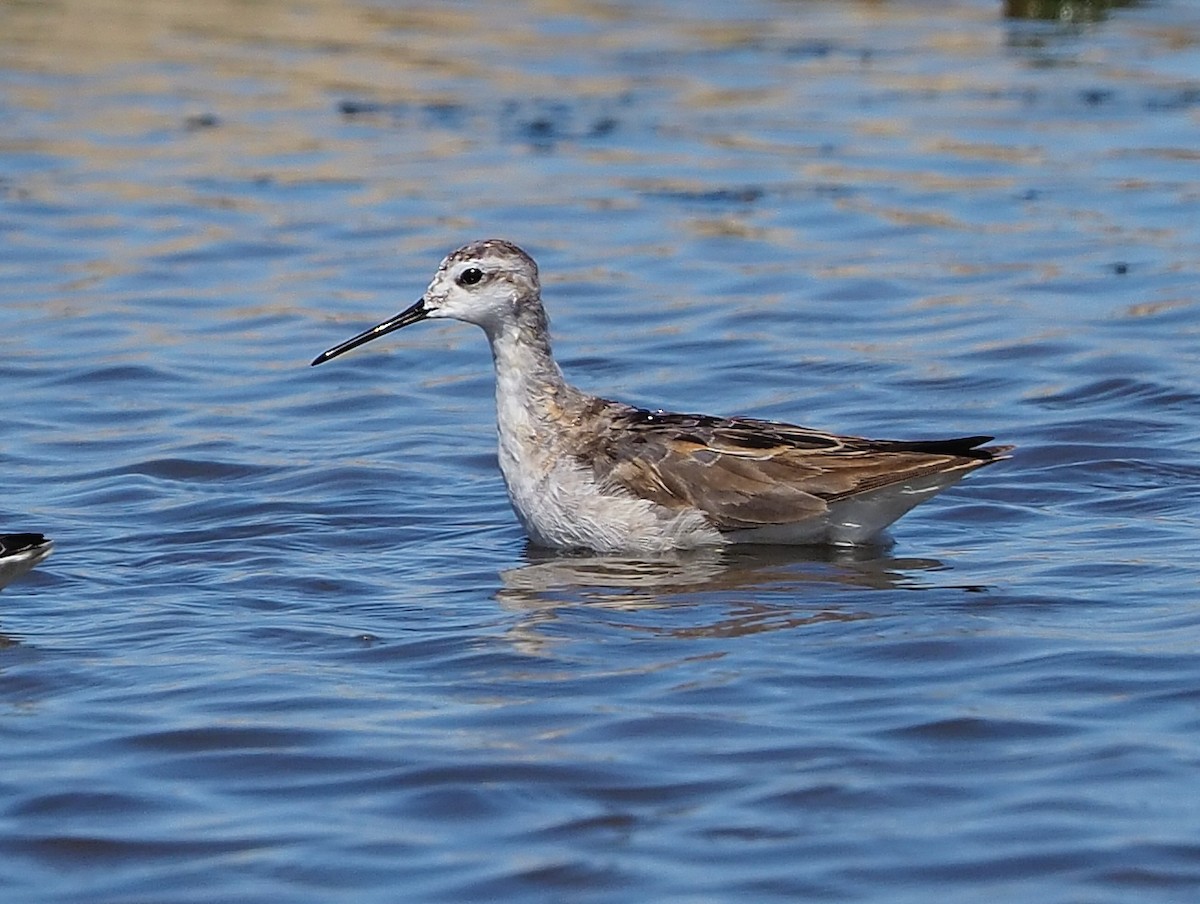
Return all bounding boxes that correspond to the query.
[313,239,1011,553]
[0,533,53,590]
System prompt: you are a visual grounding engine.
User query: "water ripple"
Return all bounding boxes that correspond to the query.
[3,1,1200,903]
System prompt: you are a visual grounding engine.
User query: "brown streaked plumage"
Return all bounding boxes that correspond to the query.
[313,239,1012,553]
[582,405,1006,532]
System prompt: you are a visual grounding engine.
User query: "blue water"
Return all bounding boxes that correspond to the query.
[3,0,1200,900]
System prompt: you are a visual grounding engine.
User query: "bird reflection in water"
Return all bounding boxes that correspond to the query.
[494,542,959,655]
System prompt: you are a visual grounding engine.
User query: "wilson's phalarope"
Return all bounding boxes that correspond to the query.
[313,240,1012,553]
[0,533,53,590]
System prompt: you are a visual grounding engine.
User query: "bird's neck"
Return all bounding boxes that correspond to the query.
[485,308,580,443]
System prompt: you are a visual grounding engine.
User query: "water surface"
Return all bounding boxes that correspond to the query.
[2,0,1200,901]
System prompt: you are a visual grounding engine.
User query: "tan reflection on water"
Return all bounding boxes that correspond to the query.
[0,0,638,93]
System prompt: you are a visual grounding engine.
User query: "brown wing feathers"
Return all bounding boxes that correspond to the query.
[580,404,1011,530]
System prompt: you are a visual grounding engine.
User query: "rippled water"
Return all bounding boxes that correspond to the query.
[3,0,1200,900]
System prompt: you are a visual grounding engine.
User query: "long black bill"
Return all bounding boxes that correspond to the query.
[311,298,429,366]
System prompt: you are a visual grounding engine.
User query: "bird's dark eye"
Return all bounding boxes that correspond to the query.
[458,267,484,286]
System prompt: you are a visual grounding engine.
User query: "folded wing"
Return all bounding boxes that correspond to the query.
[580,404,1011,532]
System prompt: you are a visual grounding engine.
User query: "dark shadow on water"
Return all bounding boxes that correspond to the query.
[1003,0,1142,23]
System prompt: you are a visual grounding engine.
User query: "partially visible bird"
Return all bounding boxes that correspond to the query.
[0,533,53,591]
